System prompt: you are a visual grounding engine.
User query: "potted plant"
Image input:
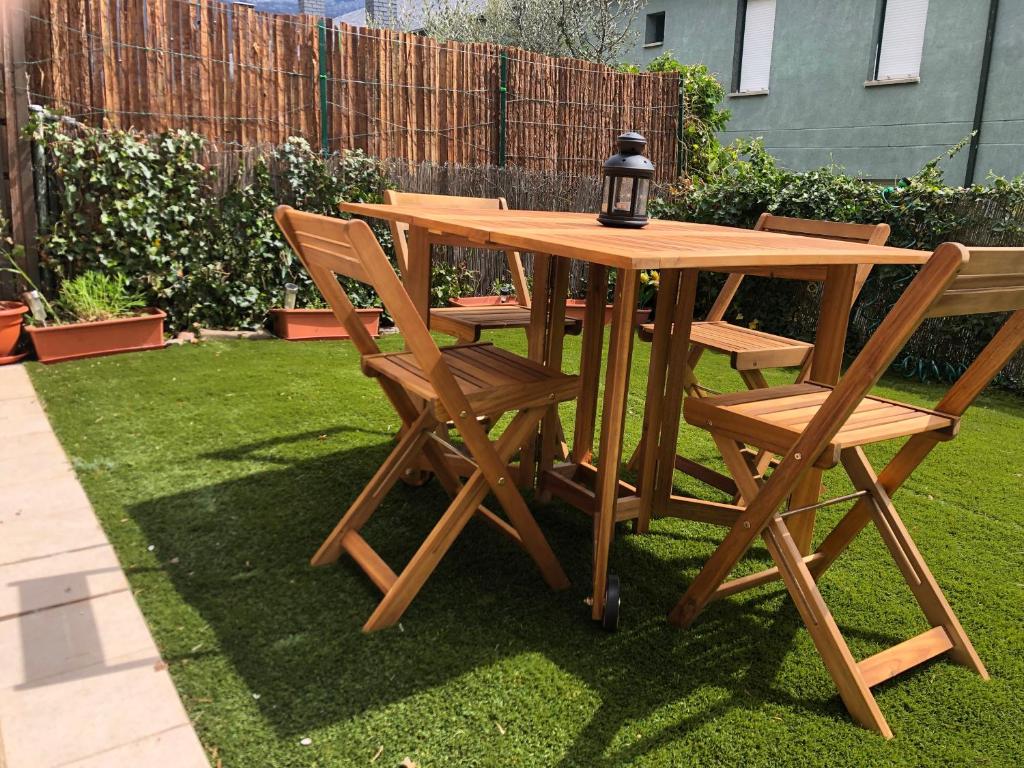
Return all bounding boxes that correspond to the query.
[25,271,166,364]
[566,270,656,326]
[1,229,30,364]
[0,300,29,364]
[450,277,517,308]
[271,283,382,341]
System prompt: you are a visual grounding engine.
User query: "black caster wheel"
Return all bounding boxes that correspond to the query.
[601,574,621,631]
[400,469,434,487]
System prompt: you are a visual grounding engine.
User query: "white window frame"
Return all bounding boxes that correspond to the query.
[873,0,929,82]
[735,0,776,95]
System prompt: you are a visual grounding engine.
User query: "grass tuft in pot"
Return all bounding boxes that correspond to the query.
[56,272,146,324]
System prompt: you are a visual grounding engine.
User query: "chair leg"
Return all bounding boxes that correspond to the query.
[841,448,988,679]
[810,434,939,581]
[481,407,570,590]
[761,516,893,738]
[713,435,761,503]
[311,410,436,566]
[739,368,769,390]
[363,467,496,631]
[679,442,895,736]
[363,407,567,632]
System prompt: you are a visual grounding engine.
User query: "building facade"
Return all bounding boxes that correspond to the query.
[629,0,1022,184]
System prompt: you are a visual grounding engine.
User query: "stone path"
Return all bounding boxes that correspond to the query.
[0,364,209,768]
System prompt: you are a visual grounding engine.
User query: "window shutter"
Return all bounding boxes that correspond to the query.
[739,0,777,92]
[876,0,929,80]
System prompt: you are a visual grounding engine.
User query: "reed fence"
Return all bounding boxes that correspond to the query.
[17,0,682,179]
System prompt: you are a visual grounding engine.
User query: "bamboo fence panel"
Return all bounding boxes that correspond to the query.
[23,0,682,180]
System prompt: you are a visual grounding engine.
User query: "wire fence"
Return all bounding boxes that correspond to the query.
[20,0,683,179]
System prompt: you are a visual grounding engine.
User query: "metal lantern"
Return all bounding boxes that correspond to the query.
[598,131,655,228]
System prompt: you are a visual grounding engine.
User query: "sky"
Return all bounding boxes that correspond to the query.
[250,1,365,17]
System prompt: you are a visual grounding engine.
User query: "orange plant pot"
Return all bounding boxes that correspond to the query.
[26,309,166,364]
[449,295,517,307]
[271,308,382,340]
[0,301,29,363]
[565,299,650,327]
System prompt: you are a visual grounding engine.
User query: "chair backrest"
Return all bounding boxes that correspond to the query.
[703,214,891,323]
[276,205,487,420]
[275,205,433,357]
[383,190,530,307]
[741,243,1024,522]
[827,243,1024,427]
[925,248,1024,319]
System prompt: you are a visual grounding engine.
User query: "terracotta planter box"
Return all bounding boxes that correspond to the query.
[26,309,166,364]
[0,301,29,364]
[565,300,650,327]
[271,307,382,341]
[449,295,517,307]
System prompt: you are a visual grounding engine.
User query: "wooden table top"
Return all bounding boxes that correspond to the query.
[341,204,931,270]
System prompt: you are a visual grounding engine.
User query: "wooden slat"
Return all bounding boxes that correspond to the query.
[341,531,398,594]
[760,215,891,244]
[711,552,829,601]
[957,248,1024,276]
[927,286,1024,317]
[685,385,958,462]
[857,627,954,688]
[927,247,1024,317]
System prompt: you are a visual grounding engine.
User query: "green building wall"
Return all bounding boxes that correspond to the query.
[629,0,1023,184]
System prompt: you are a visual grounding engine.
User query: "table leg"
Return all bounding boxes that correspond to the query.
[537,256,571,497]
[635,269,681,533]
[571,265,608,465]
[650,270,699,524]
[519,253,553,488]
[406,225,432,329]
[592,268,639,621]
[786,264,858,553]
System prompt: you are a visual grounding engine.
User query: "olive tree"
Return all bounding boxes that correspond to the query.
[418,0,646,66]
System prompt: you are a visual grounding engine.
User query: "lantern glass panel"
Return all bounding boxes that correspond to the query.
[634,178,650,216]
[613,176,635,213]
[602,175,613,212]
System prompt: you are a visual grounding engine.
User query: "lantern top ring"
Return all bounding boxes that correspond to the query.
[603,132,655,177]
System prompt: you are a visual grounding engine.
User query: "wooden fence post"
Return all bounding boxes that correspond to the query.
[1,0,39,297]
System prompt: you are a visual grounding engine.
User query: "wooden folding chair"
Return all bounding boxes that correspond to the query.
[384,190,581,342]
[275,206,574,632]
[639,214,890,391]
[668,243,1024,737]
[630,215,890,502]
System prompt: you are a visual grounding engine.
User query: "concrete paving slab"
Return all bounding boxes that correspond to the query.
[2,471,92,518]
[57,724,209,768]
[0,365,208,767]
[0,651,192,768]
[1,449,74,489]
[0,590,158,689]
[0,543,129,620]
[0,366,37,401]
[0,396,51,438]
[0,427,65,462]
[0,500,108,568]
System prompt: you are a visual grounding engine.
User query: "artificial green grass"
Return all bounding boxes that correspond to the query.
[27,332,1024,767]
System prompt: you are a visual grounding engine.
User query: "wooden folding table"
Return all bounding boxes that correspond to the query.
[340,204,928,624]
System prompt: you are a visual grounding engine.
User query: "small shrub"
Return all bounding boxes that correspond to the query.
[430,260,478,307]
[651,138,1024,390]
[33,122,393,331]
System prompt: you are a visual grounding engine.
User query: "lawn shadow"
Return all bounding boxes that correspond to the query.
[126,435,897,764]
